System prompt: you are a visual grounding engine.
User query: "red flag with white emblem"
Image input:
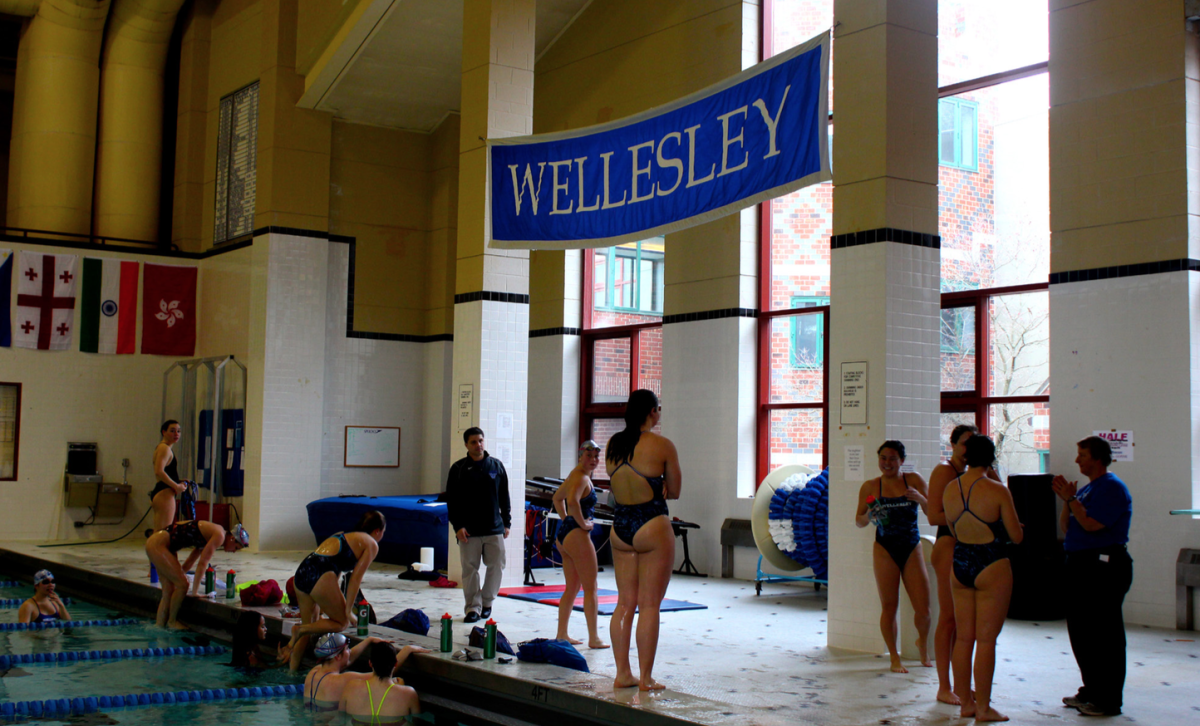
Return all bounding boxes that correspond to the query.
[141,263,197,356]
[13,251,78,351]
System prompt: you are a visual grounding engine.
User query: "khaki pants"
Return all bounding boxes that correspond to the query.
[460,534,506,614]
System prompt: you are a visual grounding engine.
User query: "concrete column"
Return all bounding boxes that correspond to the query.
[826,0,939,655]
[452,0,536,586]
[1048,0,1199,628]
[527,249,583,479]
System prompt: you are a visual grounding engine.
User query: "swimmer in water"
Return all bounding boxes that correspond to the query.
[339,641,421,723]
[305,634,426,712]
[18,570,72,625]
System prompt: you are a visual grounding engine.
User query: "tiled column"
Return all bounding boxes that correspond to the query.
[826,0,940,655]
[452,0,535,586]
[1048,1,1198,627]
[527,249,583,479]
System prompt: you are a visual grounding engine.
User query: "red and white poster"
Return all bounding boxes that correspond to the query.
[13,251,78,351]
[141,263,197,356]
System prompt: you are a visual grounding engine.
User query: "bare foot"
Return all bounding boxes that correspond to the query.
[919,655,933,667]
[889,656,908,674]
[975,706,1008,722]
[960,700,977,719]
[936,689,961,705]
[167,622,189,631]
[639,679,666,692]
[614,675,640,689]
[589,639,611,650]
[560,635,583,645]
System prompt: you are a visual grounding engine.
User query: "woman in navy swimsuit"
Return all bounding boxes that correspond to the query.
[941,435,1022,723]
[552,440,609,650]
[18,569,72,625]
[855,440,933,673]
[149,420,187,534]
[281,510,386,671]
[605,389,681,692]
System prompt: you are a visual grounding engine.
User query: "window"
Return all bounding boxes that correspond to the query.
[593,239,664,316]
[214,82,260,243]
[939,98,978,170]
[790,296,827,367]
[0,383,20,480]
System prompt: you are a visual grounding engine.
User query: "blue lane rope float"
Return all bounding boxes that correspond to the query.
[0,618,138,631]
[0,582,25,588]
[0,598,74,608]
[0,645,228,669]
[0,684,303,718]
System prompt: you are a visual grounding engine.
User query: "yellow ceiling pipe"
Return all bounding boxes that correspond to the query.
[6,0,112,236]
[93,0,187,242]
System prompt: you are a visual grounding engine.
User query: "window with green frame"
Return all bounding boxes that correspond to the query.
[1037,450,1050,473]
[594,238,664,315]
[939,97,978,171]
[789,297,827,368]
[941,306,971,353]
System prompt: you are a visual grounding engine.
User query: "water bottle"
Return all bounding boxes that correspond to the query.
[225,570,236,599]
[149,564,158,585]
[356,605,369,636]
[440,613,453,652]
[204,566,215,595]
[483,620,497,659]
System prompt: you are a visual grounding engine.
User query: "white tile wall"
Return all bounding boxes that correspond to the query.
[527,333,581,479]
[1051,271,1200,627]
[826,241,941,654]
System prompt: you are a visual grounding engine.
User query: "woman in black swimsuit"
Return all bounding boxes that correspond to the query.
[855,440,932,673]
[605,389,681,692]
[149,420,186,533]
[281,510,386,671]
[942,435,1022,722]
[145,520,249,629]
[18,569,72,625]
[552,440,608,649]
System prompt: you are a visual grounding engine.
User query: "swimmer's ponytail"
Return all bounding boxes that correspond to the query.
[605,389,659,467]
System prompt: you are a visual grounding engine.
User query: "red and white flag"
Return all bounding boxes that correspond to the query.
[141,263,197,356]
[13,251,78,351]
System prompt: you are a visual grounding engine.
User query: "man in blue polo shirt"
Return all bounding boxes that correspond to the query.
[1051,436,1133,717]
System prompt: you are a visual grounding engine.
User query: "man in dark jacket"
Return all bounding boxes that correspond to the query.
[445,427,510,623]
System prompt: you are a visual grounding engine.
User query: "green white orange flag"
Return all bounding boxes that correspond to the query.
[80,257,139,354]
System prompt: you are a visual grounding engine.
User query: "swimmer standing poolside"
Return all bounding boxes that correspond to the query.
[149,420,187,533]
[606,389,681,692]
[18,570,72,625]
[855,440,933,673]
[339,641,421,723]
[551,440,609,650]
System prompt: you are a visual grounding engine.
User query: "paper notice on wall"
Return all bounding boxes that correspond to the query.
[494,443,512,466]
[496,412,514,439]
[845,445,865,480]
[841,361,868,425]
[458,384,474,433]
[1092,430,1134,462]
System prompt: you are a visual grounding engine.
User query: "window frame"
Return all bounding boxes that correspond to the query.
[593,240,664,317]
[213,81,260,245]
[789,296,829,368]
[0,382,22,481]
[938,96,980,171]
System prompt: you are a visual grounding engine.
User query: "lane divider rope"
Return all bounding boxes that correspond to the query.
[0,582,25,588]
[0,598,74,608]
[0,618,138,631]
[0,645,227,669]
[0,684,302,718]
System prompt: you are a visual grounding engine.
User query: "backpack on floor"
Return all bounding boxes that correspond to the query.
[516,638,588,672]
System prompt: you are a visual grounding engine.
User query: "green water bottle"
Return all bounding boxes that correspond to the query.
[226,570,236,599]
[357,604,369,636]
[483,619,497,659]
[204,566,215,595]
[440,613,453,652]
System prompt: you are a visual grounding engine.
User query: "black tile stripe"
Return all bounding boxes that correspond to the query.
[454,291,531,305]
[1049,259,1200,284]
[529,327,582,338]
[830,227,940,250]
[339,230,453,342]
[662,308,758,325]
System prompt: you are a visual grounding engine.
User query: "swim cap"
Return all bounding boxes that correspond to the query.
[314,633,347,659]
[578,440,601,453]
[33,570,54,586]
[231,524,250,548]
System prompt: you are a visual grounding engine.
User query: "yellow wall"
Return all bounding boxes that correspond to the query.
[533,0,750,315]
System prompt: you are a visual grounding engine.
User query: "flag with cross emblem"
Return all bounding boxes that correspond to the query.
[13,251,78,351]
[0,249,11,347]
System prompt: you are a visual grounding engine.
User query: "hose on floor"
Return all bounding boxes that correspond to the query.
[36,505,153,548]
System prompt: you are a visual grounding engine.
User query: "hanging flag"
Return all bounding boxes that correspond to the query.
[80,258,139,354]
[141,263,197,356]
[13,251,78,351]
[0,249,11,347]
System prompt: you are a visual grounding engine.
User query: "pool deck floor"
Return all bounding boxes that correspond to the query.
[3,539,1198,726]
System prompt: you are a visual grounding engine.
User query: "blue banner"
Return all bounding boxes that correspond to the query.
[489,32,830,250]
